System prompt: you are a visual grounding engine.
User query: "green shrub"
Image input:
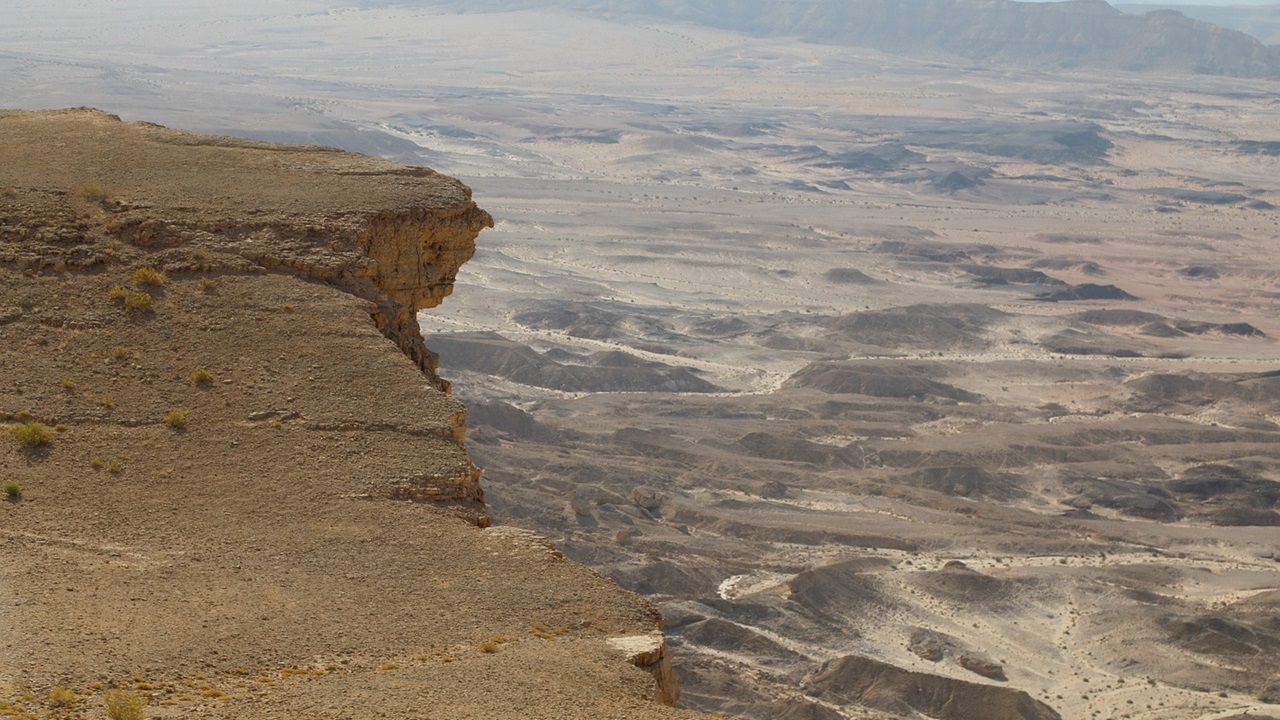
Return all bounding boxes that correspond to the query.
[107,459,123,474]
[192,368,214,385]
[132,266,166,287]
[111,346,130,361]
[163,410,188,429]
[3,481,21,498]
[103,689,144,720]
[199,277,219,291]
[99,394,115,409]
[60,377,76,390]
[9,421,52,447]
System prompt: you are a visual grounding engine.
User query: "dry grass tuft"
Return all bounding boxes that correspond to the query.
[132,266,166,287]
[103,690,144,720]
[77,182,111,202]
[109,286,153,314]
[48,687,76,708]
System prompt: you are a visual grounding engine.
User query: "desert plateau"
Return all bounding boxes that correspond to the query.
[3,1,1280,719]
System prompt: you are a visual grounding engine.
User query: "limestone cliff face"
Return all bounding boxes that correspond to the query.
[357,208,487,394]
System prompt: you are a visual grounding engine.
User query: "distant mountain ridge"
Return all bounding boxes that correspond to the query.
[1117,3,1280,45]
[429,0,1280,77]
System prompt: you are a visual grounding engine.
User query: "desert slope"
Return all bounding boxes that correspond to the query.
[0,108,699,720]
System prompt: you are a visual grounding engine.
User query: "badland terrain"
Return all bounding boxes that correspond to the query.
[3,1,1280,719]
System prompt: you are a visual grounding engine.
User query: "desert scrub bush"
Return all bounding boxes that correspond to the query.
[163,410,188,429]
[107,460,123,474]
[77,182,111,202]
[99,394,115,409]
[198,277,219,291]
[103,689,144,720]
[530,622,569,640]
[108,285,153,314]
[191,368,214,385]
[3,481,21,498]
[59,377,75,390]
[111,346,130,361]
[9,421,52,447]
[48,686,76,708]
[90,457,104,470]
[478,641,499,653]
[132,266,165,287]
[123,291,153,314]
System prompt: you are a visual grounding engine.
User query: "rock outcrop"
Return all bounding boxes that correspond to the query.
[805,654,1061,720]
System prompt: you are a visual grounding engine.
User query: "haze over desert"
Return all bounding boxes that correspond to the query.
[3,1,1280,719]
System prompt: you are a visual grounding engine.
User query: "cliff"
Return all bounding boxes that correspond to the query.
[0,109,694,720]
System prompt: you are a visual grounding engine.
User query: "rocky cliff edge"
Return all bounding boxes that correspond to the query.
[0,109,693,720]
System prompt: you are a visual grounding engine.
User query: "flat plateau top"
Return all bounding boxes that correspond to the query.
[0,108,475,221]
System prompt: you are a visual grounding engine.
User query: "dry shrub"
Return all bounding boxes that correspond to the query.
[103,690,144,720]
[132,266,166,287]
[9,421,52,447]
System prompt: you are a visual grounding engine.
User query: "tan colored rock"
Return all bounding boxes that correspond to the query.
[958,653,1007,681]
[608,634,682,707]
